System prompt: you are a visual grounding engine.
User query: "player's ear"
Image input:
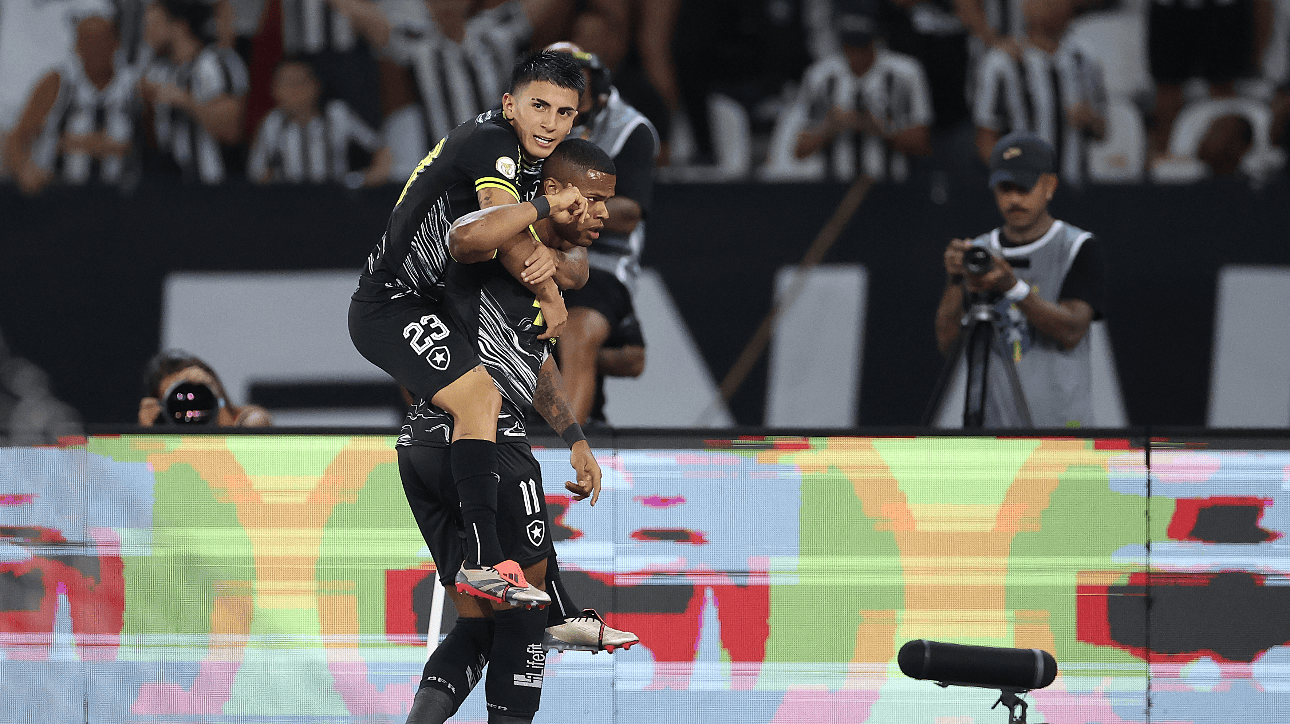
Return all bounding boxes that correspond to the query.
[501,92,514,120]
[1041,173,1058,200]
[542,177,559,194]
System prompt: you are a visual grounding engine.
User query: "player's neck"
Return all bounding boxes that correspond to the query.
[1001,213,1056,246]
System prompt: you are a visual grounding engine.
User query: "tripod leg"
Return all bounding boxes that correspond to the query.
[921,321,973,426]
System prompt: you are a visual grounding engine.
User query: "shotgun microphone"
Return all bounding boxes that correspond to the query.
[898,639,1058,691]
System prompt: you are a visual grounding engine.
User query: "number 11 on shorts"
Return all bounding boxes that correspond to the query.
[519,479,540,515]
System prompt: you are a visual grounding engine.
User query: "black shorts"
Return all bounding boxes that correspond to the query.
[348,295,480,401]
[1148,0,1254,84]
[561,268,645,349]
[398,442,553,587]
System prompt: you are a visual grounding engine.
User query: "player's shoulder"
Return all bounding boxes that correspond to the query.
[463,109,519,146]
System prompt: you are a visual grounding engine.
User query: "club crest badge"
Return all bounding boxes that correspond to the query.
[496,156,517,179]
[526,519,545,546]
[428,346,451,371]
[1003,147,1022,160]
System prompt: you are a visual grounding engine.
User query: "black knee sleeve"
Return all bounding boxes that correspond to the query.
[417,617,494,714]
[545,555,576,626]
[451,439,503,566]
[485,606,548,719]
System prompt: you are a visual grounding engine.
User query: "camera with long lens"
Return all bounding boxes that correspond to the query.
[963,246,994,276]
[162,381,220,424]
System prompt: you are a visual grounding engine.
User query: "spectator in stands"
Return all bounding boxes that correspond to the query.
[138,350,271,427]
[791,4,933,183]
[1155,94,1282,182]
[273,0,390,129]
[671,0,812,167]
[247,58,391,185]
[878,0,1015,137]
[972,0,1107,186]
[0,0,115,181]
[4,14,141,195]
[1146,0,1274,162]
[568,0,679,165]
[141,0,249,184]
[381,0,531,146]
[1197,113,1254,176]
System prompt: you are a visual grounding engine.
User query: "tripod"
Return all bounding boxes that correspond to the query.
[924,290,1033,428]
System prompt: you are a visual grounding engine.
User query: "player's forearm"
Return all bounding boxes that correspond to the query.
[1016,296,1093,350]
[553,246,588,290]
[449,202,542,262]
[534,356,579,435]
[935,283,965,355]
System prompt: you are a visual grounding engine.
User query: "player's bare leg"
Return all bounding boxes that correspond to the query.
[432,366,548,607]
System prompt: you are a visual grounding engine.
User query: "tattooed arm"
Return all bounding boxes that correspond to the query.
[534,355,602,504]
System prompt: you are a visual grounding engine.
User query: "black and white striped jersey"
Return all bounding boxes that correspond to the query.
[353,109,529,303]
[280,0,359,55]
[248,99,382,183]
[973,41,1107,186]
[384,0,532,144]
[396,397,531,448]
[30,56,141,187]
[153,45,248,184]
[796,48,933,182]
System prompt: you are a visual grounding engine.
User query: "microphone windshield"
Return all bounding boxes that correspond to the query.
[898,639,1057,691]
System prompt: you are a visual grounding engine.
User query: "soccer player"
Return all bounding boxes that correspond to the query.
[349,50,585,607]
[400,139,636,724]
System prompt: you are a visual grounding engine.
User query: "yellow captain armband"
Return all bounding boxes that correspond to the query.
[475,177,519,200]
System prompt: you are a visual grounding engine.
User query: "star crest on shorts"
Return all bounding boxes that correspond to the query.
[428,346,450,370]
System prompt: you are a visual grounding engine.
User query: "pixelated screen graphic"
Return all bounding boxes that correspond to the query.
[0,434,1285,723]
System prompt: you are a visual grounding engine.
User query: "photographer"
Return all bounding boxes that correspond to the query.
[934,132,1105,428]
[138,350,271,427]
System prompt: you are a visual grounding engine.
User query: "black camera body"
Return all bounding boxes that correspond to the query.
[162,381,221,424]
[963,246,994,276]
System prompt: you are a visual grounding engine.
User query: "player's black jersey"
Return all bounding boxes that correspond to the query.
[353,108,532,303]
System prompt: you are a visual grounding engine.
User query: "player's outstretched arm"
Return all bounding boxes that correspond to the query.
[448,186,587,263]
[534,356,601,505]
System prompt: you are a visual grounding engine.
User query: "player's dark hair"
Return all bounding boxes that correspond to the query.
[143,349,223,398]
[545,138,616,177]
[510,50,586,96]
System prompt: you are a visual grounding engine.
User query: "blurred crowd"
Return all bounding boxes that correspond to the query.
[1,0,1288,197]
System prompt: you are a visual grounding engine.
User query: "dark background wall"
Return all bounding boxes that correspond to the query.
[4,177,1288,425]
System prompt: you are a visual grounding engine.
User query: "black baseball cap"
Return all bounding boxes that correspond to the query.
[988,131,1055,190]
[835,0,878,47]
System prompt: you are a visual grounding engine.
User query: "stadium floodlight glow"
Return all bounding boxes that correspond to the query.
[898,639,1058,724]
